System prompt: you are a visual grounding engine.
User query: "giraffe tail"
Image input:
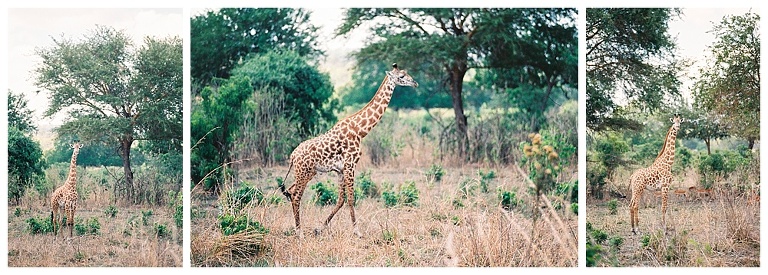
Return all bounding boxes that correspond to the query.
[278,161,294,199]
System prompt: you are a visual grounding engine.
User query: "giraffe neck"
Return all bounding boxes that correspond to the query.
[66,148,80,188]
[652,125,678,170]
[348,75,396,137]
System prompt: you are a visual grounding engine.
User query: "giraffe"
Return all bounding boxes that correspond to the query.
[279,63,418,237]
[629,114,682,234]
[50,141,84,237]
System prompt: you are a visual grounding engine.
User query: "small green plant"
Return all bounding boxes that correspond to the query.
[381,229,396,245]
[218,214,269,236]
[451,216,462,226]
[75,223,87,236]
[26,216,53,234]
[571,202,578,215]
[228,184,264,208]
[641,234,651,247]
[399,181,419,207]
[104,205,118,218]
[87,217,101,235]
[155,223,171,238]
[357,170,380,198]
[610,236,624,250]
[311,180,338,206]
[478,169,496,193]
[14,207,21,217]
[174,204,183,229]
[426,164,446,182]
[590,228,608,244]
[607,199,618,215]
[141,210,153,226]
[382,189,398,208]
[498,188,522,211]
[267,194,284,205]
[452,197,464,209]
[586,242,602,267]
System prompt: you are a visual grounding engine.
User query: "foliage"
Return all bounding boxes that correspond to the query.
[587,8,683,131]
[426,164,446,183]
[357,171,380,199]
[26,216,53,234]
[363,114,404,166]
[155,223,171,239]
[105,205,118,218]
[34,26,183,199]
[218,214,270,236]
[311,181,338,206]
[520,132,566,212]
[190,8,321,87]
[8,127,46,204]
[694,12,760,148]
[607,199,618,215]
[45,135,132,167]
[141,210,154,226]
[382,188,399,208]
[398,181,420,207]
[8,90,36,134]
[231,50,336,136]
[677,104,729,155]
[191,76,253,192]
[498,188,522,211]
[588,132,630,198]
[478,170,496,193]
[226,184,264,209]
[339,8,577,158]
[570,203,578,216]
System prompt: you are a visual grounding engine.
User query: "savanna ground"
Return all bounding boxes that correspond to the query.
[587,167,760,267]
[191,107,579,267]
[7,164,183,267]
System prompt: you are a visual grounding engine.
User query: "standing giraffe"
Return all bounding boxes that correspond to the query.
[50,141,84,237]
[279,63,418,237]
[629,114,682,234]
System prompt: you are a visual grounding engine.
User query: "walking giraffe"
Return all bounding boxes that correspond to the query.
[51,141,84,237]
[279,63,418,237]
[629,114,682,234]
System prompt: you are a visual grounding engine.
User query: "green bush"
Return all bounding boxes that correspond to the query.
[174,204,183,229]
[229,184,264,208]
[357,171,380,198]
[399,181,419,207]
[14,208,21,217]
[75,217,101,236]
[571,203,578,215]
[105,205,118,218]
[141,210,153,226]
[426,164,446,182]
[27,216,53,234]
[555,180,578,203]
[610,236,624,250]
[382,189,398,208]
[591,228,608,244]
[311,180,338,206]
[478,169,496,193]
[499,188,522,211]
[155,223,171,238]
[218,214,269,236]
[607,199,618,215]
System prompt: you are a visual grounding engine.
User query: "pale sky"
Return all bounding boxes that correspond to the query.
[668,7,758,103]
[6,8,183,130]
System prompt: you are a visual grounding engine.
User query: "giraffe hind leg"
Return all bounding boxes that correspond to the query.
[345,183,361,237]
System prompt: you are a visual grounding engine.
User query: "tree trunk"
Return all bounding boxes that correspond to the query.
[448,62,469,159]
[534,78,556,131]
[748,138,755,150]
[120,136,135,203]
[705,138,711,155]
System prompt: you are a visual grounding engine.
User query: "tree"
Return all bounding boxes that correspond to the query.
[34,26,182,203]
[45,134,132,167]
[678,103,729,155]
[337,8,576,157]
[694,12,760,149]
[191,8,322,88]
[7,91,46,205]
[587,8,683,132]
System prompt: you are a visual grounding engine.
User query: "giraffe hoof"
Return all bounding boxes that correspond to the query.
[313,228,323,236]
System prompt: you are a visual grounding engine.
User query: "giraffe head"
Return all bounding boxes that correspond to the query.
[386,63,418,88]
[669,113,683,131]
[70,141,84,155]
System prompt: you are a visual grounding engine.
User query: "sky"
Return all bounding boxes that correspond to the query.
[6,8,184,129]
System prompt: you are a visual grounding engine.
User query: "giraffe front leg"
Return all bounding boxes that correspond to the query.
[661,186,669,234]
[321,173,348,235]
[345,183,361,238]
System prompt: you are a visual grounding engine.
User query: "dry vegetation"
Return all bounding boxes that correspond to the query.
[587,168,760,267]
[7,166,183,267]
[192,166,577,267]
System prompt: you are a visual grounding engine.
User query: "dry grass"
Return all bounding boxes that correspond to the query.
[191,166,578,267]
[587,169,760,267]
[7,166,182,267]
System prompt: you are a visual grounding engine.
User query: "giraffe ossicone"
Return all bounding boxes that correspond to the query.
[50,141,84,237]
[279,63,418,237]
[629,114,682,234]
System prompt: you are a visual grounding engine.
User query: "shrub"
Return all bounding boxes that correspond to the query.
[27,216,53,234]
[218,214,269,236]
[156,223,171,238]
[426,164,446,182]
[382,189,398,208]
[229,184,264,208]
[610,236,624,250]
[399,181,419,207]
[498,188,522,211]
[570,203,578,216]
[311,180,338,206]
[357,171,380,198]
[14,208,21,217]
[591,228,608,244]
[105,205,118,218]
[141,210,154,226]
[607,199,618,215]
[174,204,183,229]
[478,169,496,193]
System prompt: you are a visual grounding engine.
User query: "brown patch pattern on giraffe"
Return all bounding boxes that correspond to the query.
[629,114,682,234]
[279,63,418,236]
[50,142,84,237]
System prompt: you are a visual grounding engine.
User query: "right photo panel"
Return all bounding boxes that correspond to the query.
[586,8,760,266]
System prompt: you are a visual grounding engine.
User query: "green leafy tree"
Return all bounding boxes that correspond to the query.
[337,8,576,157]
[8,91,46,204]
[678,103,729,155]
[191,8,322,88]
[694,12,760,149]
[46,134,131,167]
[33,26,182,202]
[587,8,683,132]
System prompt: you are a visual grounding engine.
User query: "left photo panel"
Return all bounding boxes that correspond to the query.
[7,9,183,267]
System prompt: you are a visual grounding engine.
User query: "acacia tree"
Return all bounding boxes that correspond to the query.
[34,26,182,202]
[587,8,683,132]
[191,8,322,89]
[337,8,576,157]
[694,12,760,149]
